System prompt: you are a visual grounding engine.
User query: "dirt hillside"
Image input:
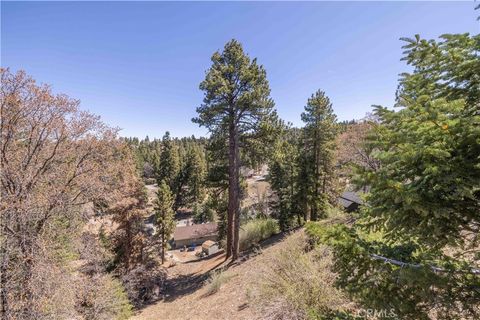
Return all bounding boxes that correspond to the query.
[131,232,289,320]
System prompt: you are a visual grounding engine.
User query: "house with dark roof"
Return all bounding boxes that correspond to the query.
[339,191,363,212]
[172,222,218,249]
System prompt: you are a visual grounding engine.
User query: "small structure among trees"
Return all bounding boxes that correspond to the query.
[172,223,218,249]
[201,240,220,256]
[338,191,363,213]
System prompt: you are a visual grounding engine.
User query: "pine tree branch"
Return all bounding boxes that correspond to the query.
[370,253,480,275]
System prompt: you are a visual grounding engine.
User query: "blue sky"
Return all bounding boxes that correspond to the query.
[2,1,479,138]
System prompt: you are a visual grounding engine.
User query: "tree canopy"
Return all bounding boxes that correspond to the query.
[193,39,276,260]
[307,32,480,319]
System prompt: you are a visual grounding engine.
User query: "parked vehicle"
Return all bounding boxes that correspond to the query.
[195,251,206,258]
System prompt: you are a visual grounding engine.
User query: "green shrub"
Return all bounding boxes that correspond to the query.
[305,221,480,319]
[326,206,348,219]
[205,269,235,295]
[110,278,134,320]
[239,218,280,251]
[77,274,133,320]
[50,216,82,264]
[193,202,215,224]
[249,232,353,320]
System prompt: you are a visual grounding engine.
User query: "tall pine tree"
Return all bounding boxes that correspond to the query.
[268,125,302,230]
[184,145,207,206]
[157,131,180,192]
[300,90,339,221]
[193,40,275,260]
[154,180,176,264]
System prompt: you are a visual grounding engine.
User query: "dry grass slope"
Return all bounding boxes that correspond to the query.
[248,232,354,320]
[132,229,352,320]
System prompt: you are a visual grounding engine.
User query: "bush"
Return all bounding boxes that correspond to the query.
[144,177,156,185]
[120,262,166,308]
[193,202,215,224]
[249,232,353,320]
[305,221,480,320]
[239,218,280,251]
[204,269,235,295]
[77,274,133,320]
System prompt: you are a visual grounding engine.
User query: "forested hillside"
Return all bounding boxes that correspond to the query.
[1,26,479,320]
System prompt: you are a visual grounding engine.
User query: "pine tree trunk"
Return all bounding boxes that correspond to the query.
[227,118,236,259]
[174,183,183,212]
[312,132,319,221]
[161,232,165,264]
[232,128,241,261]
[304,206,308,223]
[125,218,131,270]
[291,166,301,226]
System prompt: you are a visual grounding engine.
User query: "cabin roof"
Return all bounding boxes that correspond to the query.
[173,223,218,241]
[339,191,363,205]
[202,240,217,249]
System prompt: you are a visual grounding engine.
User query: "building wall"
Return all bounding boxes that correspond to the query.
[173,235,217,249]
[206,245,219,255]
[346,202,360,213]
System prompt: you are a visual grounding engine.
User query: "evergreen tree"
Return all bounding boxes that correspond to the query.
[300,90,339,220]
[380,33,480,247]
[110,160,148,271]
[193,39,275,260]
[205,131,229,192]
[268,126,302,230]
[169,143,207,210]
[203,133,229,242]
[295,148,311,222]
[157,131,180,191]
[311,33,480,319]
[206,190,229,242]
[192,201,215,224]
[154,180,176,264]
[184,145,207,206]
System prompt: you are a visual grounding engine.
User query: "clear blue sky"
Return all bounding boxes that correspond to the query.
[2,1,478,138]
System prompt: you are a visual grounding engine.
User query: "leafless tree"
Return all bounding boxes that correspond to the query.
[336,117,381,175]
[0,69,138,319]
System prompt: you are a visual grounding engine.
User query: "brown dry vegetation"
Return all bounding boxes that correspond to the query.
[132,230,351,320]
[0,69,154,319]
[248,231,354,320]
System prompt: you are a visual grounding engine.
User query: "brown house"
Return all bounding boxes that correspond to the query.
[172,223,218,248]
